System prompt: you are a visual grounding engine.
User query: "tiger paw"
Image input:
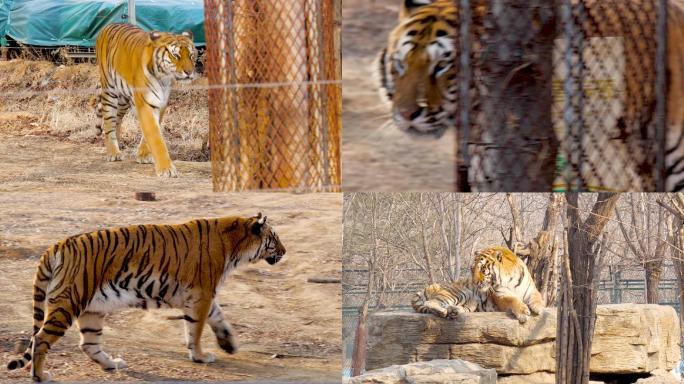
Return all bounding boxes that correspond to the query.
[528,302,544,316]
[446,306,465,319]
[156,164,179,178]
[511,305,531,323]
[105,152,123,162]
[190,351,216,364]
[136,154,154,164]
[217,335,238,354]
[31,370,52,383]
[103,358,127,371]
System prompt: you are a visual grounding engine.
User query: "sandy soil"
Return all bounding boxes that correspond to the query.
[0,59,212,193]
[341,0,456,192]
[0,192,342,382]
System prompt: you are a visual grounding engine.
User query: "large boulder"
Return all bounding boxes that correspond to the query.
[365,304,680,378]
[349,359,497,384]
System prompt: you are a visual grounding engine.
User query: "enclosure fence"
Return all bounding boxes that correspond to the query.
[203,0,341,192]
[455,0,668,192]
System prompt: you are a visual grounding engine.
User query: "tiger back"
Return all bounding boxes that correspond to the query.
[95,23,197,177]
[6,213,285,382]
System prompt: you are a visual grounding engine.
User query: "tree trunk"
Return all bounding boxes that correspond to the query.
[475,0,558,191]
[557,192,620,384]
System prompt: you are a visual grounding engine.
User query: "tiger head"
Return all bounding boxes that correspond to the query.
[471,246,516,288]
[148,30,198,81]
[376,0,458,138]
[224,213,286,266]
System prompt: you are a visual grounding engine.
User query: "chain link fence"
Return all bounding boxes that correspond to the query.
[456,0,668,192]
[203,0,341,192]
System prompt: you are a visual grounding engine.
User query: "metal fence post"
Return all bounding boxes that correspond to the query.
[456,0,472,192]
[128,0,136,25]
[656,0,668,191]
[561,0,585,191]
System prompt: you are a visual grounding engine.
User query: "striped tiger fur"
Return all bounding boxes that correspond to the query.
[94,23,197,177]
[471,246,545,323]
[411,278,495,319]
[6,213,285,382]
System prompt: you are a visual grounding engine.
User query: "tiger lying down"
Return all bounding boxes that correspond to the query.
[6,213,286,382]
[412,246,545,323]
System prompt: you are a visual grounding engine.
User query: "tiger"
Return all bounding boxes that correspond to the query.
[411,277,495,319]
[377,0,684,191]
[375,0,460,138]
[471,246,545,323]
[94,23,197,177]
[6,213,285,382]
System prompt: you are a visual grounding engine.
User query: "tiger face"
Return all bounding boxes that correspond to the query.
[471,247,509,288]
[377,0,458,137]
[229,213,286,266]
[149,30,198,81]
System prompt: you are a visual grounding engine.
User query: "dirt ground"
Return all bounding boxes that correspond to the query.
[342,0,456,192]
[0,60,211,192]
[0,192,342,382]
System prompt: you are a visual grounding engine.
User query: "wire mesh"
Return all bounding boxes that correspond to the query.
[203,0,341,192]
[455,0,668,192]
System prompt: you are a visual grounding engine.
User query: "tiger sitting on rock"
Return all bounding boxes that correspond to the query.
[412,246,545,323]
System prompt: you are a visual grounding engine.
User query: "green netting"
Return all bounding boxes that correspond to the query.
[0,0,205,47]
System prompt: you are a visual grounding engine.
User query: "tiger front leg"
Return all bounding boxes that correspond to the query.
[134,95,178,177]
[207,300,238,354]
[525,290,545,316]
[183,299,215,363]
[491,290,531,323]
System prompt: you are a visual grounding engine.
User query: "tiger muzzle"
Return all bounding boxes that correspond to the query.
[265,247,286,265]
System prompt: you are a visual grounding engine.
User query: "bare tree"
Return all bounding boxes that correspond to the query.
[505,193,563,305]
[657,194,684,348]
[557,193,620,384]
[615,194,668,303]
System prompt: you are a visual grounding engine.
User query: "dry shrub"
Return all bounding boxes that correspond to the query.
[0,59,209,162]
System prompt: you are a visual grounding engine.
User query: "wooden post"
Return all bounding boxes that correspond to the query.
[477,0,558,191]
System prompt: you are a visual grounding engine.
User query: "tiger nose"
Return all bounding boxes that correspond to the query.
[399,107,424,120]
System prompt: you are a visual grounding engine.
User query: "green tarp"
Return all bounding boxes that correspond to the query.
[0,0,205,47]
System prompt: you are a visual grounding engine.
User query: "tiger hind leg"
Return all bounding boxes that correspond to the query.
[78,312,126,371]
[183,298,214,363]
[101,91,123,162]
[31,299,76,382]
[207,300,238,354]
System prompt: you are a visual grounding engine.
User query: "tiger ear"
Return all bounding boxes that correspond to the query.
[149,31,162,42]
[400,0,433,20]
[251,213,266,235]
[496,250,503,262]
[181,30,193,40]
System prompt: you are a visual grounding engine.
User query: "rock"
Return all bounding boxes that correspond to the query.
[496,373,605,384]
[349,359,497,384]
[635,369,681,384]
[365,304,680,376]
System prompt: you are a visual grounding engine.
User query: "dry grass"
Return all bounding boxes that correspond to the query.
[0,59,209,162]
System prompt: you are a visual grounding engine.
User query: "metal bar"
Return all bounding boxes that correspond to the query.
[128,0,136,25]
[561,0,585,191]
[456,0,472,192]
[656,0,668,191]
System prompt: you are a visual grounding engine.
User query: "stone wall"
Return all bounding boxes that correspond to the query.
[365,304,680,379]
